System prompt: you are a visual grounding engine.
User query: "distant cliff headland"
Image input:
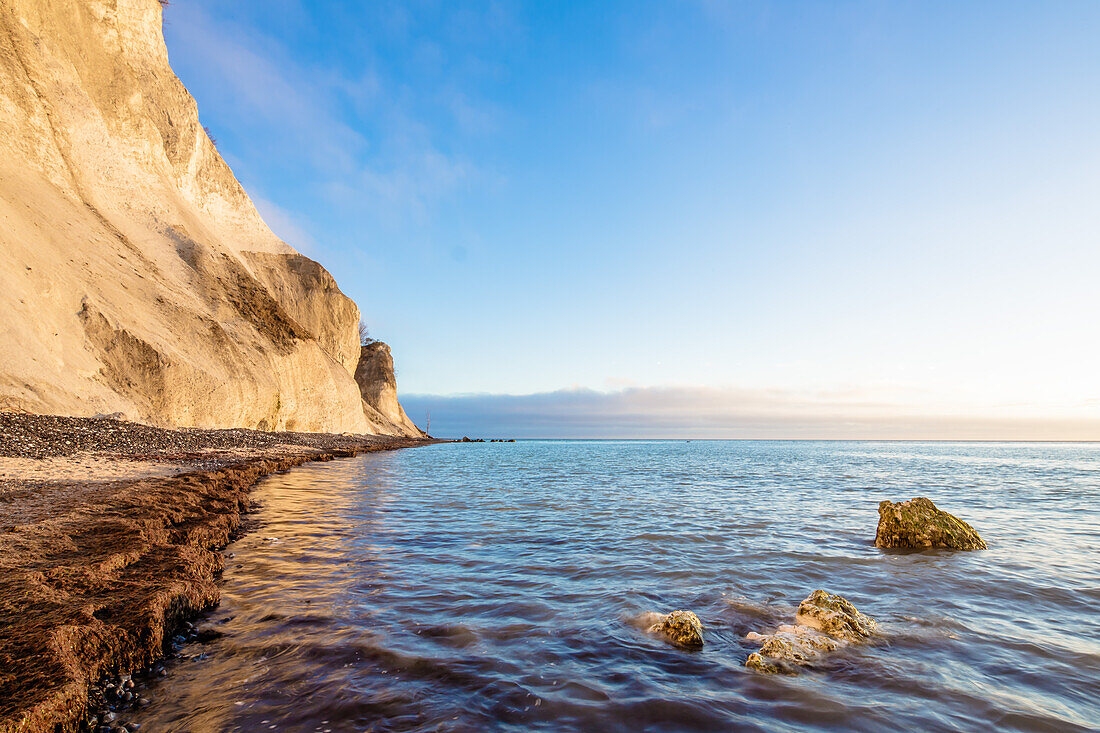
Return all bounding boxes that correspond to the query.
[0,0,420,437]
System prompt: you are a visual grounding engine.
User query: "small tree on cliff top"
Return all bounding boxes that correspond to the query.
[359,320,374,347]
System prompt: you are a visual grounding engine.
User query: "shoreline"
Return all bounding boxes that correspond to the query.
[0,413,440,733]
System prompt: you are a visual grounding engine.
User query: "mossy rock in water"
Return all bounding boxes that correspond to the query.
[795,590,877,641]
[759,630,839,662]
[746,591,875,674]
[875,497,987,550]
[747,628,840,672]
[649,610,704,648]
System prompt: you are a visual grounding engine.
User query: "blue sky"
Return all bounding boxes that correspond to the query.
[164,1,1100,438]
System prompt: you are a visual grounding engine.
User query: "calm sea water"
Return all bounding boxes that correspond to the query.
[132,441,1100,732]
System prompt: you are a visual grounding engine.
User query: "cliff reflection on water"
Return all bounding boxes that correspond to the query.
[131,441,1100,732]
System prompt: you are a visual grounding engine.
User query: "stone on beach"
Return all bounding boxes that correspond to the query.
[648,610,704,648]
[875,497,987,550]
[745,591,875,674]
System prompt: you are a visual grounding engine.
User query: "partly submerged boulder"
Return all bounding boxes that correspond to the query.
[745,625,841,674]
[745,591,874,674]
[796,590,877,641]
[648,610,704,648]
[875,497,987,550]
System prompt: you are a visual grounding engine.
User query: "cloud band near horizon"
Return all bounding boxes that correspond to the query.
[400,386,1100,441]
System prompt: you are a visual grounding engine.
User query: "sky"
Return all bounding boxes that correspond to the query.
[163,0,1100,439]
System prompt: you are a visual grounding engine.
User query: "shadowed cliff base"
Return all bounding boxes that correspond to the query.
[0,412,439,733]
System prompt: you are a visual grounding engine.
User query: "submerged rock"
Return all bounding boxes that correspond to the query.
[759,626,841,660]
[744,625,841,674]
[745,591,874,674]
[648,610,704,648]
[744,652,785,674]
[875,497,987,550]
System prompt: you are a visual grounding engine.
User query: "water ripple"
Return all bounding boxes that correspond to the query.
[132,441,1100,732]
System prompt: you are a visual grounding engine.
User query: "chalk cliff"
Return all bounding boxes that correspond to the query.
[0,0,422,436]
[355,342,422,437]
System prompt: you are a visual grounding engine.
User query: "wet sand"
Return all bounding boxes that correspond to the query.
[0,412,436,733]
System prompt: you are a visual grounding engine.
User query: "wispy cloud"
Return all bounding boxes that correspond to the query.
[167,3,483,226]
[323,148,475,225]
[401,386,1100,440]
[169,5,365,170]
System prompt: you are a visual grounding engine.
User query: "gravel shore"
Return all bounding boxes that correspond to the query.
[0,412,396,460]
[0,412,437,733]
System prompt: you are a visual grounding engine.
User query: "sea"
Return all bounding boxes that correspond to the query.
[129,440,1100,732]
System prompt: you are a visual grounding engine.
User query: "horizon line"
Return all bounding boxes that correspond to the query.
[427,436,1100,444]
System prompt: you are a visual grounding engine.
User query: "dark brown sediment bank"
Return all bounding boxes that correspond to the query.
[0,413,439,733]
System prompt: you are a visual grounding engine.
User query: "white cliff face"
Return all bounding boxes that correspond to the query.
[0,0,418,436]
